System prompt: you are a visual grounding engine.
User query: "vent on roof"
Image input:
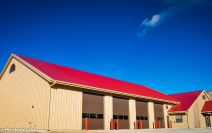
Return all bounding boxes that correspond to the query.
[9,64,16,73]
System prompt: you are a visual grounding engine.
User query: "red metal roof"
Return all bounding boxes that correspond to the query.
[17,55,178,102]
[168,90,202,112]
[201,101,212,113]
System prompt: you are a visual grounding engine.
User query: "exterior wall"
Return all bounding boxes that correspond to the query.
[187,92,209,128]
[129,99,136,129]
[207,91,212,99]
[147,102,154,129]
[49,86,82,130]
[163,104,169,128]
[211,115,212,126]
[104,96,113,130]
[169,114,188,128]
[0,58,50,129]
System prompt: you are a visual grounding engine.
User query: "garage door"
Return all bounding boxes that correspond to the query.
[136,101,149,129]
[113,97,129,129]
[154,103,165,128]
[82,93,104,129]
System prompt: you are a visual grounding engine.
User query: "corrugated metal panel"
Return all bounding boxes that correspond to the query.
[113,97,129,129]
[0,58,50,129]
[82,93,104,129]
[154,103,165,128]
[104,96,113,130]
[129,99,136,129]
[188,92,209,128]
[136,101,149,128]
[147,102,154,129]
[49,87,82,130]
[18,55,178,104]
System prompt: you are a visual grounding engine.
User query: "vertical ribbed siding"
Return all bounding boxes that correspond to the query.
[129,99,136,129]
[163,104,168,128]
[187,92,209,128]
[103,96,113,130]
[147,102,154,129]
[0,58,50,129]
[49,87,82,130]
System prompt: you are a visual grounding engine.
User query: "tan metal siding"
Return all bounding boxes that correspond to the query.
[104,96,113,130]
[0,58,50,129]
[187,92,210,128]
[49,87,82,130]
[129,99,136,129]
[169,114,188,128]
[147,102,154,129]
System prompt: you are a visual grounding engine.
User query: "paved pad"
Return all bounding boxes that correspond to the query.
[1,128,212,133]
[93,128,212,133]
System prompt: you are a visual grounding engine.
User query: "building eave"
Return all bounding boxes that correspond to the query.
[168,111,187,114]
[201,111,212,113]
[54,80,179,105]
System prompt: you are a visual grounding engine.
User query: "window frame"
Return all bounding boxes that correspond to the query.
[175,114,183,123]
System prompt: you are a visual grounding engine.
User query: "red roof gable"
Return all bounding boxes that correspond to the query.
[201,101,212,113]
[17,55,178,103]
[168,90,202,112]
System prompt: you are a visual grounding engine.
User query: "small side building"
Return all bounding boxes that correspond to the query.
[168,90,212,128]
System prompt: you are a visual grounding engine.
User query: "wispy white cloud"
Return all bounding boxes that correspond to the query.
[142,14,161,27]
[138,0,210,38]
[138,14,162,38]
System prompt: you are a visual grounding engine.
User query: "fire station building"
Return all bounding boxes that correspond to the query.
[0,54,211,130]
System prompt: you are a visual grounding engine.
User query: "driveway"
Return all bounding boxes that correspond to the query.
[93,128,212,133]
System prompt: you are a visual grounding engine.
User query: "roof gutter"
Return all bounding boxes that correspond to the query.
[168,111,187,114]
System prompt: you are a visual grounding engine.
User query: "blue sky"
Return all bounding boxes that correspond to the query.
[0,0,212,94]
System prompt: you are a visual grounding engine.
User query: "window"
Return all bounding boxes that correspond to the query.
[156,117,163,121]
[202,95,206,100]
[166,105,168,109]
[119,115,124,120]
[82,113,103,119]
[175,114,183,123]
[113,115,128,120]
[89,114,97,119]
[9,64,16,73]
[97,114,103,119]
[123,115,128,120]
[113,115,118,119]
[82,113,89,118]
[136,116,148,120]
